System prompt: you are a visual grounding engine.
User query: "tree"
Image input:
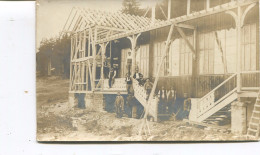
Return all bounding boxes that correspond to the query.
[121,0,144,16]
[37,34,71,78]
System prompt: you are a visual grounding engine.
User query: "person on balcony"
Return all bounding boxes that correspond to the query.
[126,51,132,74]
[108,67,116,88]
[144,78,153,101]
[115,92,125,118]
[133,68,144,86]
[125,73,133,94]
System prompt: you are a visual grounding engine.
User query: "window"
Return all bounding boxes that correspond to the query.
[241,24,257,71]
[180,36,193,75]
[153,42,166,77]
[120,48,130,77]
[199,32,214,74]
[136,44,149,78]
[168,39,180,76]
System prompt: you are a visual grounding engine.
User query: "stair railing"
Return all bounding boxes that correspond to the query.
[197,73,237,119]
[132,79,158,119]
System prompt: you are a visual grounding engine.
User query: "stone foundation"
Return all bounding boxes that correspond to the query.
[68,93,77,108]
[231,101,247,134]
[84,93,105,111]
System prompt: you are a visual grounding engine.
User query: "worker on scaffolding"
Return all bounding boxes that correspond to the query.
[115,92,125,118]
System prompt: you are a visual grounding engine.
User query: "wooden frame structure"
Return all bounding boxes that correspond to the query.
[65,0,259,136]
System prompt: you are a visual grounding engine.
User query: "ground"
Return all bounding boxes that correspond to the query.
[37,77,246,141]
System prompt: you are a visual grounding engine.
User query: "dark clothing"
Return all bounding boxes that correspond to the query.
[183,98,191,119]
[125,76,133,94]
[167,90,176,114]
[115,95,124,118]
[126,95,135,118]
[133,72,143,86]
[108,70,116,88]
[158,89,167,114]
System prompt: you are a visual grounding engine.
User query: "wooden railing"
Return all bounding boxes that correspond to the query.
[102,78,126,91]
[133,79,158,120]
[196,74,237,119]
[241,70,260,90]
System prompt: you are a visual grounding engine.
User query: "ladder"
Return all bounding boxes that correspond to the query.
[247,89,260,140]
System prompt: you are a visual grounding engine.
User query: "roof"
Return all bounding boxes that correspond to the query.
[63,7,162,33]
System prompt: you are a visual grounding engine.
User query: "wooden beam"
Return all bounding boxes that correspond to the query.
[206,0,210,11]
[95,0,257,44]
[241,3,256,27]
[214,31,227,74]
[176,26,196,58]
[151,6,155,25]
[187,0,191,15]
[139,24,175,136]
[176,23,195,29]
[167,0,171,20]
[237,6,242,93]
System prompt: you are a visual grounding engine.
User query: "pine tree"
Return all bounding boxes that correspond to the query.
[121,0,144,16]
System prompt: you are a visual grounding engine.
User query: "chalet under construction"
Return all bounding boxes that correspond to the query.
[63,0,260,139]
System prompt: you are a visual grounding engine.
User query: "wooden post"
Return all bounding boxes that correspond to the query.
[237,6,241,93]
[100,42,108,91]
[92,27,97,90]
[167,0,171,20]
[206,0,210,11]
[151,6,155,25]
[192,27,197,98]
[128,34,141,75]
[187,0,191,15]
[139,24,175,135]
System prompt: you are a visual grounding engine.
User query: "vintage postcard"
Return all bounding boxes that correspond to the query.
[36,0,260,141]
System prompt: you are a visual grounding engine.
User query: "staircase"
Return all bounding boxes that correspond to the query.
[190,74,238,122]
[246,89,260,140]
[202,104,231,126]
[133,79,159,121]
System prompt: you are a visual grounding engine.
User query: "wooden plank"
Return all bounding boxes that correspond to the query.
[167,0,171,20]
[187,0,191,15]
[139,24,175,135]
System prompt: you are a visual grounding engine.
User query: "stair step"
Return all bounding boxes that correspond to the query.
[249,122,259,127]
[251,117,260,120]
[255,104,260,107]
[248,128,258,133]
[253,111,260,114]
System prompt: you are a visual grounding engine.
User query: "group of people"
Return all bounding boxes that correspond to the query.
[114,67,154,118]
[157,86,177,115]
[113,67,191,120]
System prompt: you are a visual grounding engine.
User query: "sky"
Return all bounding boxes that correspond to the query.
[36,0,159,49]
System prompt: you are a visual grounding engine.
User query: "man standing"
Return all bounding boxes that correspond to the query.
[167,86,176,114]
[144,78,153,101]
[125,73,133,94]
[183,98,191,119]
[126,94,134,118]
[115,92,124,118]
[108,67,116,88]
[133,68,143,86]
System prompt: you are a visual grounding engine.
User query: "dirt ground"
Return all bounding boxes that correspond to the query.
[37,77,246,141]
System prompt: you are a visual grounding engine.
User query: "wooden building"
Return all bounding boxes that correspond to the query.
[64,0,260,138]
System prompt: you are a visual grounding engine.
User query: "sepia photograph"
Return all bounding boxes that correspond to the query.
[36,0,260,141]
